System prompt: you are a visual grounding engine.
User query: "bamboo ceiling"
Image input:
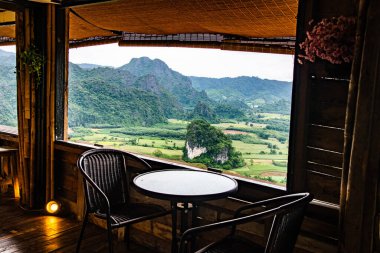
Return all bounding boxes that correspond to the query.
[0,0,298,53]
[0,10,15,44]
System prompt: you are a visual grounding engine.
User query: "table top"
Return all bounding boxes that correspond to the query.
[133,169,238,202]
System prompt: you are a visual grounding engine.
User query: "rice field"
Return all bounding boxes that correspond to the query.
[69,116,289,186]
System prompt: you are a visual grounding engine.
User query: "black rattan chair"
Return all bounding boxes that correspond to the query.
[179,192,313,253]
[76,148,169,253]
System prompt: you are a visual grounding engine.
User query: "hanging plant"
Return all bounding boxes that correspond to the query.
[20,45,44,86]
[298,16,356,64]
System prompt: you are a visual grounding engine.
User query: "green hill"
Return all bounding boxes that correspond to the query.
[68,57,213,127]
[0,64,17,126]
[0,49,293,128]
[69,63,173,126]
[120,57,211,108]
[190,76,292,103]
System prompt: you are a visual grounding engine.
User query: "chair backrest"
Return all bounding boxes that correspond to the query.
[264,193,313,253]
[77,148,148,213]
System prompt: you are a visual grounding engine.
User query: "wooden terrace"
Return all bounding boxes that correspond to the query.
[0,0,380,253]
[0,193,155,253]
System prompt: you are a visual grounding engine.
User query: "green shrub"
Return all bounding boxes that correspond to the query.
[153,149,163,157]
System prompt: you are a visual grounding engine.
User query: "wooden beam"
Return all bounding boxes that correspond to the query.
[61,0,113,8]
[0,0,28,11]
[0,21,14,26]
[287,0,312,192]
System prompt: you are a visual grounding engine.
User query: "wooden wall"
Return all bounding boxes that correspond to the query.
[304,67,349,204]
[289,0,355,206]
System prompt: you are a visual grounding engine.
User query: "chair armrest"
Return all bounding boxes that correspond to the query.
[234,193,310,218]
[179,193,312,253]
[178,209,278,253]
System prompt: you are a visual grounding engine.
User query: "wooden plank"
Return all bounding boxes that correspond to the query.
[302,216,338,240]
[55,149,80,165]
[306,171,340,204]
[307,125,344,153]
[307,147,343,168]
[57,187,77,202]
[76,171,85,220]
[296,233,338,253]
[309,79,348,128]
[54,140,93,154]
[307,162,342,178]
[56,161,77,177]
[315,0,356,19]
[60,174,77,192]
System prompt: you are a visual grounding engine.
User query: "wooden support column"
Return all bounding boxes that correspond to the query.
[339,0,380,252]
[16,4,67,208]
[16,8,37,208]
[55,7,69,141]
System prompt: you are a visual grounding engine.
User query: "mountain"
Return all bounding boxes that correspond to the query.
[68,57,210,127]
[0,50,293,128]
[190,76,292,103]
[77,63,105,70]
[120,57,210,108]
[0,49,16,67]
[0,52,17,126]
[69,63,176,127]
[0,61,17,126]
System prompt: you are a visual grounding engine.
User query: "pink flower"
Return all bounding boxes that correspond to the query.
[298,16,356,64]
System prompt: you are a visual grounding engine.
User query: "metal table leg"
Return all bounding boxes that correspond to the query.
[171,201,178,253]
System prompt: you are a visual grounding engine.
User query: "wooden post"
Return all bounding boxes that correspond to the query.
[339,0,380,252]
[15,4,66,209]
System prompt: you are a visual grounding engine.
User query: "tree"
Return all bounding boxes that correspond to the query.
[153,149,163,157]
[187,102,219,123]
[183,120,244,169]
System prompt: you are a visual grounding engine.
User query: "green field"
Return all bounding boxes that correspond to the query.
[69,116,288,186]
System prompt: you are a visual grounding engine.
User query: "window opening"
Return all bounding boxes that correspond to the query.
[68,44,294,187]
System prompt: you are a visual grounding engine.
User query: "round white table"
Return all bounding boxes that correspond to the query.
[133,169,238,253]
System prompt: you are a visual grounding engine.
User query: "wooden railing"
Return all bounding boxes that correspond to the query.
[54,140,339,253]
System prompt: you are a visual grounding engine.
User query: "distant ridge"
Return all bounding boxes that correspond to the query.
[77,63,106,70]
[0,49,16,67]
[0,51,293,128]
[190,76,292,103]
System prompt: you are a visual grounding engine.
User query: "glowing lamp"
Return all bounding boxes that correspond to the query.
[45,200,61,215]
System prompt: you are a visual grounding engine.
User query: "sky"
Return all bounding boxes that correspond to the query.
[1,43,294,81]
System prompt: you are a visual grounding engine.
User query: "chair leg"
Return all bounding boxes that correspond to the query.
[76,211,89,253]
[124,225,131,249]
[107,220,114,253]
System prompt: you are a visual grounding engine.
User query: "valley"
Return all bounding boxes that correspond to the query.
[69,117,289,186]
[0,49,292,186]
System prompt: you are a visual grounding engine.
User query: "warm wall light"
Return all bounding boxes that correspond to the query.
[45,200,61,215]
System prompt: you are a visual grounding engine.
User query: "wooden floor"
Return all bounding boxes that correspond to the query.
[0,194,156,253]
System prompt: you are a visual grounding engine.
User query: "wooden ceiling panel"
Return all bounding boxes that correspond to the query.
[71,0,298,39]
[0,0,298,51]
[0,10,15,42]
[0,10,14,23]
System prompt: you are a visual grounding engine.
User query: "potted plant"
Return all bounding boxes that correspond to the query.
[20,45,44,87]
